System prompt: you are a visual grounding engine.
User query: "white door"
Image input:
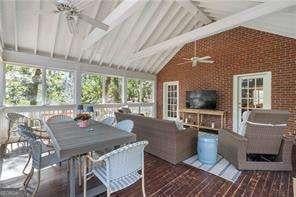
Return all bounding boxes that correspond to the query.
[233,72,271,132]
[163,81,179,120]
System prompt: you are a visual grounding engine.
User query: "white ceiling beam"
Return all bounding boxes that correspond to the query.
[50,14,60,58]
[82,0,146,50]
[154,47,182,74]
[0,1,4,52]
[98,5,145,69]
[98,24,123,67]
[148,16,200,73]
[130,1,296,61]
[3,49,156,81]
[136,4,182,72]
[78,0,102,62]
[143,12,191,72]
[65,35,73,59]
[12,0,18,51]
[132,1,174,56]
[88,39,102,64]
[115,1,162,70]
[176,0,211,24]
[34,0,40,54]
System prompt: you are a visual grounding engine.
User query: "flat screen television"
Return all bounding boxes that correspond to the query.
[186,90,217,109]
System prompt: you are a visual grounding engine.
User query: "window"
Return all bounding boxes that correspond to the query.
[163,81,179,120]
[5,64,43,106]
[127,79,141,102]
[46,69,74,105]
[141,81,153,103]
[81,73,103,104]
[127,79,154,103]
[105,76,122,103]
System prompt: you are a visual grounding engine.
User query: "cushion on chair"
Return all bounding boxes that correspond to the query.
[92,163,141,193]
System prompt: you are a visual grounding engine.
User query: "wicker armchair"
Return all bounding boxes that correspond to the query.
[218,109,293,171]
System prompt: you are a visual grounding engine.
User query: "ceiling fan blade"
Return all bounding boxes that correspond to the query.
[199,60,214,63]
[177,61,191,65]
[78,13,109,31]
[182,57,191,61]
[197,56,211,60]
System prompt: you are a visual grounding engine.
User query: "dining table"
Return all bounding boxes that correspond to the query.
[45,119,136,197]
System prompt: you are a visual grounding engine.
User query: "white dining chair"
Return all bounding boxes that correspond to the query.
[116,120,134,133]
[83,141,148,197]
[101,117,116,126]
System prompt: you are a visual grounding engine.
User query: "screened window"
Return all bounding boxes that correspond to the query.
[127,79,141,102]
[81,73,103,104]
[141,81,153,103]
[5,64,43,106]
[46,69,74,105]
[105,76,122,103]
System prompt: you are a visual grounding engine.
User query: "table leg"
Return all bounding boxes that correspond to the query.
[69,157,77,197]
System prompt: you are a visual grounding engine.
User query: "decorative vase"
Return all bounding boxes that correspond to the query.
[77,120,89,128]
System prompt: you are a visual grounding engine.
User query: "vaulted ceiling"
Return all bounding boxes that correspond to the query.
[0,0,295,75]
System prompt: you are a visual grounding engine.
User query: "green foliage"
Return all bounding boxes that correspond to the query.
[105,76,122,103]
[81,74,103,104]
[127,79,141,102]
[141,81,153,103]
[46,70,74,105]
[5,64,42,106]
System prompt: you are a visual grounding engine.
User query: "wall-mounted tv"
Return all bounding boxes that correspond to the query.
[186,90,217,109]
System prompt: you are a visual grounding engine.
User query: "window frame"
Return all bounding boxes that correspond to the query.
[126,77,155,104]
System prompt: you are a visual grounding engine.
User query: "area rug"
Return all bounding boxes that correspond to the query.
[183,154,241,183]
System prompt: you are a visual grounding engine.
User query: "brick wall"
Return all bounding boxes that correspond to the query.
[157,26,296,133]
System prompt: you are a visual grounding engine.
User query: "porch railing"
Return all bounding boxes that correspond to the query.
[0,103,154,143]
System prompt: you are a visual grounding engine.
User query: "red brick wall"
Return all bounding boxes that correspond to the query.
[157,26,296,133]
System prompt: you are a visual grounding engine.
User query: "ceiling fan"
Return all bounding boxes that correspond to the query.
[177,40,214,67]
[40,0,109,34]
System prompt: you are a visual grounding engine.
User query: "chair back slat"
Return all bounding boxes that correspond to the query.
[102,141,148,180]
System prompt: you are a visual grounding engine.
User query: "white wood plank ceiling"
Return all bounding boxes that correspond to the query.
[0,0,295,75]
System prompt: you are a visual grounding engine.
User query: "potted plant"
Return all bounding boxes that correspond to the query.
[74,113,91,128]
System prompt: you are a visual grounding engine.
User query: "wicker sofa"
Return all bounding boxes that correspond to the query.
[218,109,294,171]
[115,113,197,164]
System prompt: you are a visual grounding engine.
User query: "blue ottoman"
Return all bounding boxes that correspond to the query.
[198,132,218,164]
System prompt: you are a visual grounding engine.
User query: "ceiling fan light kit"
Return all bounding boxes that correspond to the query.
[44,0,109,35]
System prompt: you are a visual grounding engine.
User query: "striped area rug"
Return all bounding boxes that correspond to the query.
[183,154,241,183]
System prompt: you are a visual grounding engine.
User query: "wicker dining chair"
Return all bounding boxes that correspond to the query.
[17,124,63,197]
[84,141,148,197]
[5,113,49,147]
[101,117,116,126]
[116,120,134,133]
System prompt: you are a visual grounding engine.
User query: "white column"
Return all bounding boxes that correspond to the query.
[102,76,106,104]
[0,58,5,107]
[75,67,82,105]
[41,67,46,105]
[122,77,127,105]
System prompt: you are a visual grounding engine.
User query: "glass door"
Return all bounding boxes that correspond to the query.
[163,81,179,120]
[233,72,271,132]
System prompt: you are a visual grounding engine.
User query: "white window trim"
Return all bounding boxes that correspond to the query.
[163,81,179,120]
[232,71,271,132]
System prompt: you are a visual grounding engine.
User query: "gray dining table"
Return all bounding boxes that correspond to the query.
[45,119,136,197]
